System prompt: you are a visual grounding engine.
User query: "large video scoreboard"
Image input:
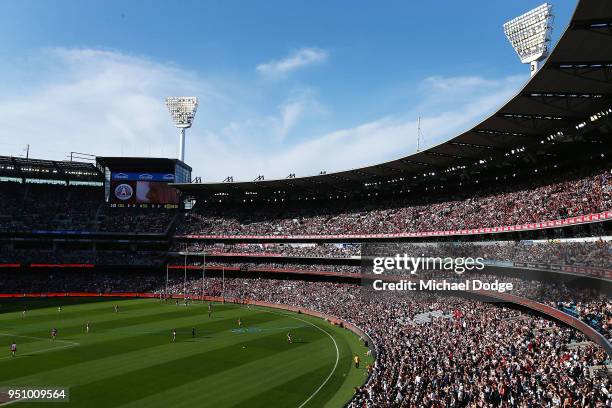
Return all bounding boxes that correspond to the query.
[97,157,191,209]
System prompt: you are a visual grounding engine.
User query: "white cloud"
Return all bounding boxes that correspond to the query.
[423,75,507,91]
[0,48,228,161]
[0,47,526,183]
[256,47,328,78]
[195,74,525,181]
[217,88,325,145]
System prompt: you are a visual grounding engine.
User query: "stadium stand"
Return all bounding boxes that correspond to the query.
[176,168,611,237]
[0,182,102,232]
[0,249,166,266]
[2,268,608,406]
[0,157,177,234]
[172,240,611,269]
[1,1,611,406]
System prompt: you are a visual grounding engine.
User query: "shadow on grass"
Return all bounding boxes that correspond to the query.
[0,297,136,314]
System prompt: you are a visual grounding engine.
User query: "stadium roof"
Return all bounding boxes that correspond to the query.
[96,157,192,172]
[0,155,102,182]
[174,0,612,200]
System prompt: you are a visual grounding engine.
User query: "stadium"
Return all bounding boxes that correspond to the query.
[0,0,611,407]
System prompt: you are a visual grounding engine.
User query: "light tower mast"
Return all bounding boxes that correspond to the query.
[416,116,422,152]
[503,3,554,77]
[165,97,198,162]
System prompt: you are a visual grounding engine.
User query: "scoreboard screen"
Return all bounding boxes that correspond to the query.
[110,172,179,208]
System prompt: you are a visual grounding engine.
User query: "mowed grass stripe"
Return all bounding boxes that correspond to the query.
[0,298,159,325]
[236,362,338,408]
[3,316,300,388]
[57,328,328,407]
[0,303,263,350]
[115,334,338,408]
[0,297,124,316]
[0,302,236,336]
[319,325,369,408]
[0,299,369,408]
[0,310,286,382]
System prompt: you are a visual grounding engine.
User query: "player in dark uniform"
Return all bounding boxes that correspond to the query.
[192,327,196,338]
[51,328,58,341]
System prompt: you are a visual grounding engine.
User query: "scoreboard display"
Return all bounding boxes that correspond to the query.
[110,172,179,208]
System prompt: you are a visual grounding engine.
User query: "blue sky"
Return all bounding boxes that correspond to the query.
[0,1,574,180]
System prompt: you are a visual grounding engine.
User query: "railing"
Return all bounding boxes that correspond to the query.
[176,211,612,240]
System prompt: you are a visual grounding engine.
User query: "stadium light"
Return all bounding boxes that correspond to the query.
[165,97,198,162]
[503,3,554,77]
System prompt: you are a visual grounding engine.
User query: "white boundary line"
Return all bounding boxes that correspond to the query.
[250,306,340,408]
[0,333,79,361]
[0,303,339,406]
[0,397,21,407]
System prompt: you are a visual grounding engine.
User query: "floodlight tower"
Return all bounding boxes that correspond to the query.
[503,3,554,77]
[165,97,198,162]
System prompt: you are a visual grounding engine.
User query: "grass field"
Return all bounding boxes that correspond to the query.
[0,297,372,408]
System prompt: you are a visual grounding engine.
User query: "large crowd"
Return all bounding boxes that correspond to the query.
[97,209,175,234]
[172,242,360,257]
[163,266,612,340]
[0,249,167,266]
[178,169,611,236]
[366,240,612,271]
[0,183,101,232]
[172,239,611,269]
[159,276,611,407]
[0,271,161,293]
[483,240,612,269]
[1,165,611,405]
[0,182,175,234]
[1,269,610,406]
[170,259,362,274]
[0,169,609,240]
